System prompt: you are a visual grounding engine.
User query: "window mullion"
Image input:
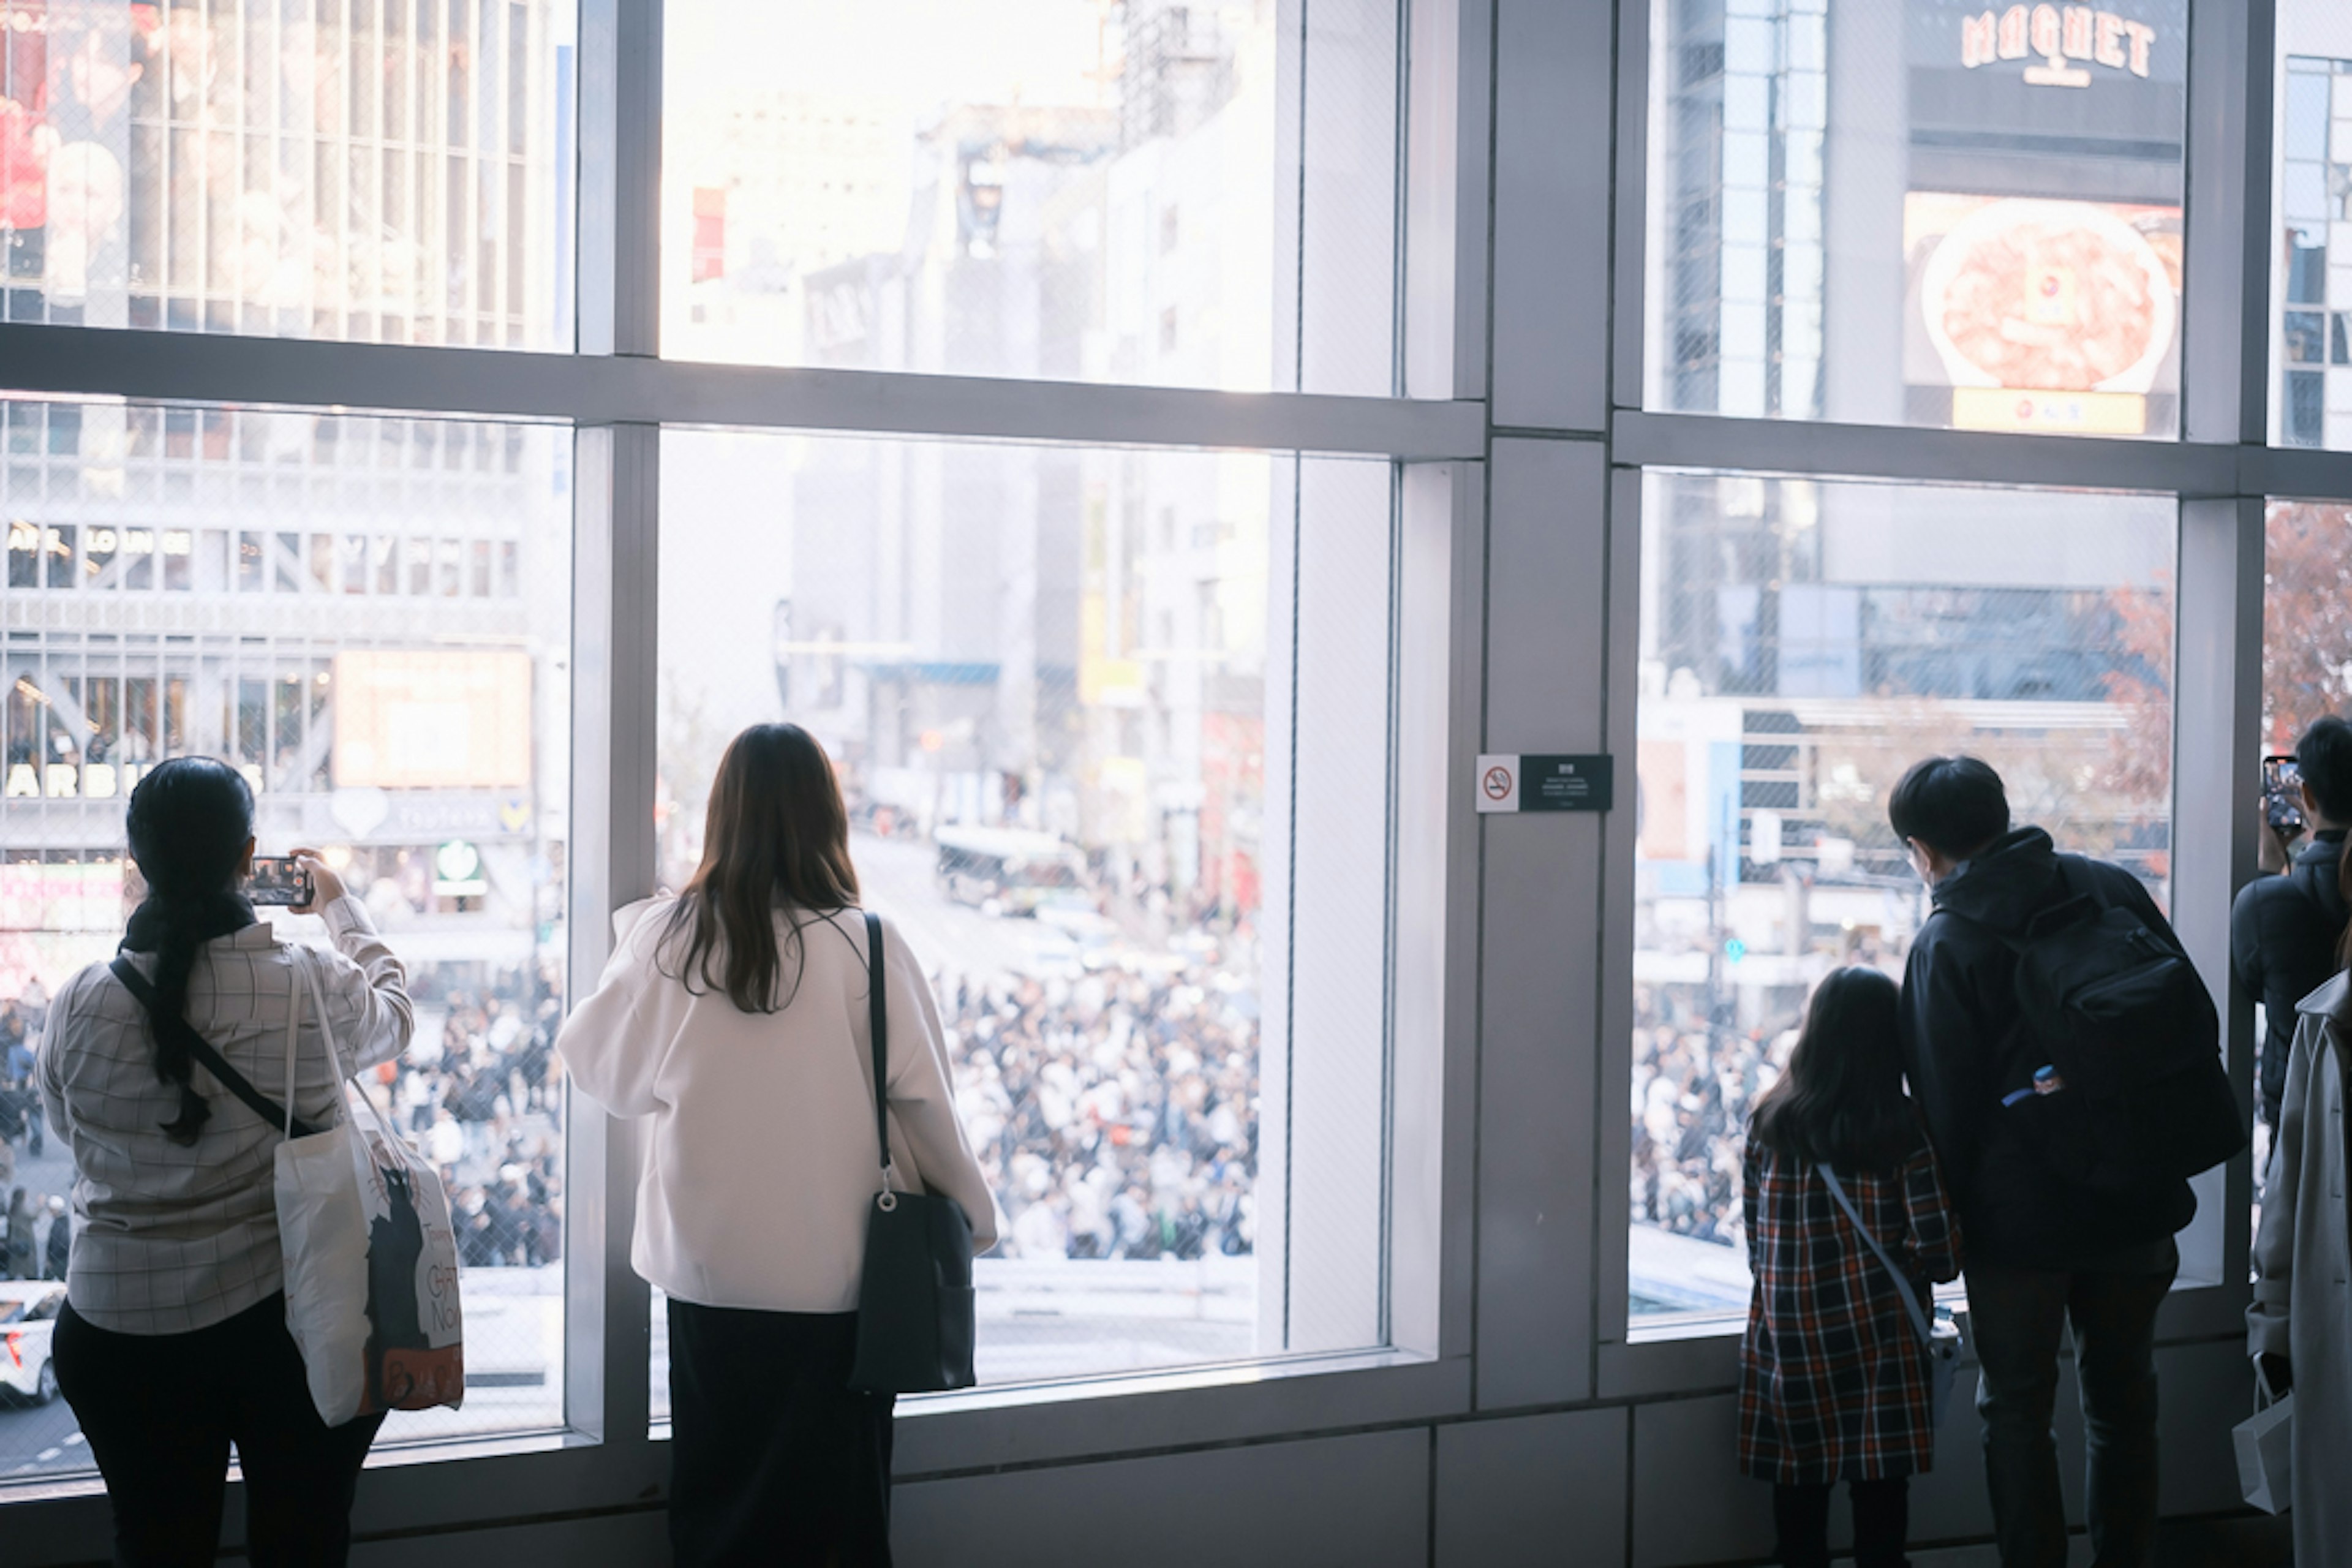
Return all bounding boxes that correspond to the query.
[577,0,663,359]
[2168,495,2267,1292]
[566,424,660,1455]
[2182,0,2278,445]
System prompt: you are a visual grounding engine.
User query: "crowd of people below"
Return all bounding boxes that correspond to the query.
[383,976,566,1272]
[6,951,1265,1286]
[15,712,2352,1567]
[940,962,1258,1264]
[1629,1008,1781,1261]
[2,997,66,1280]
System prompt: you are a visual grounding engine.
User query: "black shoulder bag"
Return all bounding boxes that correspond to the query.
[846,912,978,1395]
[110,956,321,1139]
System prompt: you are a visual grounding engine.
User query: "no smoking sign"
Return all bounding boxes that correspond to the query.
[1474,753,1613,815]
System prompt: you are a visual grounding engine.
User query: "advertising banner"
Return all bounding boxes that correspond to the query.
[1901,2,2187,434]
[333,650,533,791]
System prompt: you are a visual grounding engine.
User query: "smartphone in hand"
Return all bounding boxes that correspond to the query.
[2263,755,2305,837]
[247,856,315,907]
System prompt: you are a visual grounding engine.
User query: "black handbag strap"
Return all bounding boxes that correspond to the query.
[864,911,890,1178]
[110,955,322,1140]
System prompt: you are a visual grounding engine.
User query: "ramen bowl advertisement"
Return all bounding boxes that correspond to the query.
[1904,192,2182,435]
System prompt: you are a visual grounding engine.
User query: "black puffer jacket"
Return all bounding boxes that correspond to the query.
[1897,827,2198,1270]
[2230,829,2348,1126]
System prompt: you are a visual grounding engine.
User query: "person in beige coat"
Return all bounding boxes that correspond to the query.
[2247,886,2352,1567]
[558,723,998,1568]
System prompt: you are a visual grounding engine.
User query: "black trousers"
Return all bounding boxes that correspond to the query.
[52,1292,385,1568]
[1967,1248,2175,1568]
[668,1302,895,1568]
[1772,1476,1910,1568]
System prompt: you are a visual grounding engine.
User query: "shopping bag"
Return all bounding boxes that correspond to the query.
[276,1102,375,1425]
[278,952,464,1425]
[2233,1392,2293,1515]
[343,1085,465,1414]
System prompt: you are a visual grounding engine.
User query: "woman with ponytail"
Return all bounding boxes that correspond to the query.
[2248,824,2352,1568]
[34,756,413,1566]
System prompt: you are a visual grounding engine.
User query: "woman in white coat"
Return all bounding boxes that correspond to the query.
[558,723,998,1567]
[2248,845,2351,1568]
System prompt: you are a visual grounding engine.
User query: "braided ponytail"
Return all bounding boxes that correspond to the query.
[123,758,256,1145]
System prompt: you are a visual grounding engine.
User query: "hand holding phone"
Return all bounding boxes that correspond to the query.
[285,847,347,914]
[2263,755,2305,837]
[247,856,315,907]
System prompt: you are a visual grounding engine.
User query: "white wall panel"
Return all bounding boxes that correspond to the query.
[1630,1392,1774,1567]
[350,1512,671,1568]
[1436,1407,1628,1566]
[893,1429,1431,1568]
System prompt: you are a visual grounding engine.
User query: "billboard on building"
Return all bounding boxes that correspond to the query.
[1904,192,2181,435]
[333,650,533,790]
[1901,1,2188,434]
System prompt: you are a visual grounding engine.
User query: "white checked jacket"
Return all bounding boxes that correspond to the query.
[37,897,413,1335]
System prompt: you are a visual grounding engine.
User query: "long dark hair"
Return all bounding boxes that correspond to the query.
[123,757,256,1144]
[1749,967,1916,1172]
[658,723,860,1013]
[2339,840,2352,971]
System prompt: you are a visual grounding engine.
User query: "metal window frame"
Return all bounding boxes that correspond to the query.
[7,0,2343,1551]
[1594,0,2317,1393]
[0,0,1491,1553]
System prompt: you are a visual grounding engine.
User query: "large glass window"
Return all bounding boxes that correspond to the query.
[0,397,571,1473]
[659,0,1401,394]
[2262,500,2352,739]
[1645,0,2188,437]
[2250,496,2352,1192]
[2273,0,2352,448]
[1626,471,2176,1324]
[650,429,1396,1404]
[0,1,574,347]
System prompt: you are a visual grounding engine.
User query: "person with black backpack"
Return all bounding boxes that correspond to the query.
[1888,756,2242,1568]
[2231,714,2352,1131]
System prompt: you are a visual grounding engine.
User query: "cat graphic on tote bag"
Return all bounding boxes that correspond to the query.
[356,1132,464,1413]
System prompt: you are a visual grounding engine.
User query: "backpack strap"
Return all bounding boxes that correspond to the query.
[1819,1165,1934,1348]
[110,955,322,1140]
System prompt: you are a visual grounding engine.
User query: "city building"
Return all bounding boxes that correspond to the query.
[1,401,568,997]
[0,1,2332,1562]
[2278,23,2352,447]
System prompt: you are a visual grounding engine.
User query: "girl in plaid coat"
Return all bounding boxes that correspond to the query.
[1740,967,1962,1568]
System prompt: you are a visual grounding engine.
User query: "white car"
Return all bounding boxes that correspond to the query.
[0,1281,64,1407]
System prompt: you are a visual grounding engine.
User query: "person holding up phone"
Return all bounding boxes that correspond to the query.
[2232,715,2352,1129]
[36,758,413,1566]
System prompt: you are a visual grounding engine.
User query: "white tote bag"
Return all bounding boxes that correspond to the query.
[275,949,466,1426]
[2233,1392,2293,1516]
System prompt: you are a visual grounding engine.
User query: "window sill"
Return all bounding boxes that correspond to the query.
[363,1424,585,1470]
[0,1426,586,1511]
[655,1349,1464,1477]
[1606,1276,2250,1400]
[1625,1310,1741,1345]
[880,1349,1469,1478]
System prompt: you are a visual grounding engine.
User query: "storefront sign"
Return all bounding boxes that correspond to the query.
[1959,7,2155,83]
[433,839,488,897]
[3,759,262,801]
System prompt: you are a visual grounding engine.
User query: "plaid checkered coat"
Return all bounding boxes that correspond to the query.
[1737,1125,1962,1483]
